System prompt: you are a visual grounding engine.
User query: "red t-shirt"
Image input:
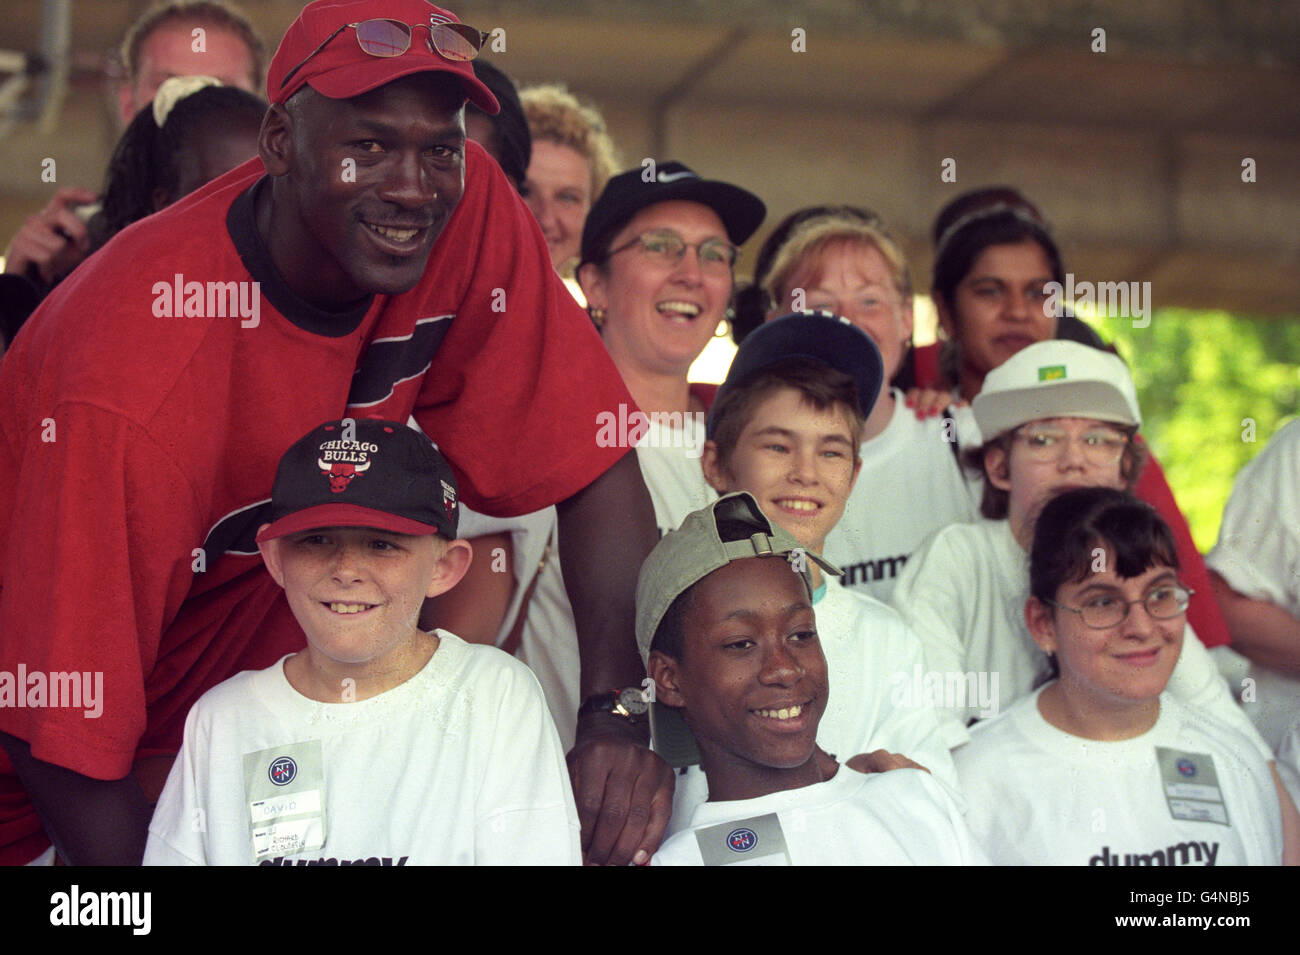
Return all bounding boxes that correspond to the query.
[0,143,637,863]
[688,381,719,410]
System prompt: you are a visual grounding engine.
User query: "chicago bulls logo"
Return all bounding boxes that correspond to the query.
[318,456,371,493]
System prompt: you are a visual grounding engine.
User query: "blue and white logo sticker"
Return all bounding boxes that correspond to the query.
[1176,758,1197,778]
[269,756,297,787]
[727,827,758,853]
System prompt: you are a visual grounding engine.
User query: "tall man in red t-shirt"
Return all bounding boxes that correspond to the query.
[0,0,670,866]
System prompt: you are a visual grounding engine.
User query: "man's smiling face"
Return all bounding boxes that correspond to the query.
[266,73,467,307]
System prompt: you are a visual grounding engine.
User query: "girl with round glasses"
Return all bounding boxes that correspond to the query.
[953,486,1297,865]
[890,340,1276,769]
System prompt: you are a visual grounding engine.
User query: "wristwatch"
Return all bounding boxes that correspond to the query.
[578,687,650,723]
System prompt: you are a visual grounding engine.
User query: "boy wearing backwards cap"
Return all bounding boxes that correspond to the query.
[662,310,959,830]
[144,420,581,865]
[642,492,984,865]
[891,340,1276,767]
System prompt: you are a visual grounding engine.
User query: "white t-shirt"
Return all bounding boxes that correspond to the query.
[456,504,555,650]
[633,413,717,527]
[824,392,981,603]
[890,517,1273,759]
[1208,418,1300,619]
[653,765,987,865]
[667,575,963,832]
[954,688,1283,866]
[465,417,717,751]
[1206,418,1300,750]
[1277,720,1300,812]
[143,632,581,865]
[455,504,579,744]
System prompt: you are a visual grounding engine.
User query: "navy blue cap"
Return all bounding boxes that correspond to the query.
[580,160,766,267]
[707,310,885,438]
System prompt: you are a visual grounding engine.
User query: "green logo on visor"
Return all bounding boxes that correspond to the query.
[1038,365,1067,381]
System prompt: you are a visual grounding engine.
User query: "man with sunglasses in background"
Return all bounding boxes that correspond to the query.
[0,0,669,866]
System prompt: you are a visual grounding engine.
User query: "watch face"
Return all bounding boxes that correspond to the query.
[617,686,650,716]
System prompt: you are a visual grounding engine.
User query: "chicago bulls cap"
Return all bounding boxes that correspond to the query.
[706,310,885,439]
[268,0,499,112]
[256,419,459,543]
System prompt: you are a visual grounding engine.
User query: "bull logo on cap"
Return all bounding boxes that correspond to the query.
[319,456,371,493]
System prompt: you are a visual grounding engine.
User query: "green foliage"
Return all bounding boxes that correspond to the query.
[1087,308,1300,552]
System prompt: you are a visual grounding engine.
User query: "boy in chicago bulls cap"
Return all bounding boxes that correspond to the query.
[144,420,582,865]
[256,418,462,542]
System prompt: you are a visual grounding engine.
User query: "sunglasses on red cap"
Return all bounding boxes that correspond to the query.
[278,15,488,93]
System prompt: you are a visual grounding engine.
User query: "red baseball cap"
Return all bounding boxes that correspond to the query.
[268,0,499,113]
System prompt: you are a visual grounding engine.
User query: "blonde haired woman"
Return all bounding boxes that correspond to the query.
[520,83,621,274]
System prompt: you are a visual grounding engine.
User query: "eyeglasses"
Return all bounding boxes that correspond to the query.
[278,16,488,92]
[1048,584,1193,629]
[605,230,738,273]
[1013,425,1130,466]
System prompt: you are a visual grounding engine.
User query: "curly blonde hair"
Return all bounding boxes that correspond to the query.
[520,83,620,199]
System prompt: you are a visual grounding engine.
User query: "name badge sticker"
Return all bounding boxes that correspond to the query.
[695,812,792,866]
[1155,747,1229,827]
[243,740,328,860]
[250,788,322,823]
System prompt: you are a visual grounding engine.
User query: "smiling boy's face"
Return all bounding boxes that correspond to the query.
[649,556,827,777]
[703,386,860,554]
[260,525,459,669]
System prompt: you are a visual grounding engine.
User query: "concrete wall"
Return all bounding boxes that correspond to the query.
[0,0,1295,315]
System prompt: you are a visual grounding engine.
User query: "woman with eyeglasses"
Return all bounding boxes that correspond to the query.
[575,161,764,432]
[424,162,764,754]
[953,486,1297,865]
[889,340,1275,768]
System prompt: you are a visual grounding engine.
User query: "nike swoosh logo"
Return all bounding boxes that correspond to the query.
[656,171,696,183]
